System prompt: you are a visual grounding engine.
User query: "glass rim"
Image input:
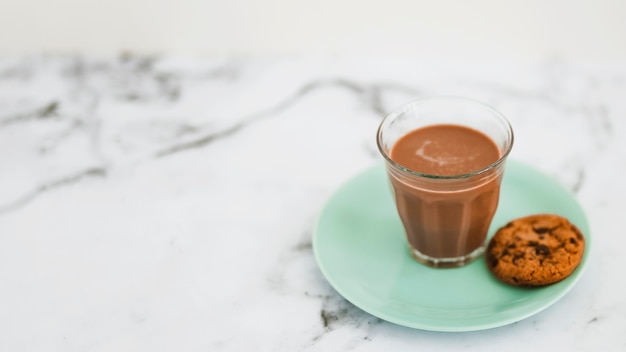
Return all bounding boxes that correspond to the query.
[376,96,515,180]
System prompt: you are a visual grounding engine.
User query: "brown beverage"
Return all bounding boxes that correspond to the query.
[388,124,502,261]
[377,97,513,268]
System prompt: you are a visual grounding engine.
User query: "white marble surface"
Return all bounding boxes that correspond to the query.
[0,55,624,351]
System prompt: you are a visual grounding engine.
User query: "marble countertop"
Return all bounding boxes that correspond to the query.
[0,55,624,351]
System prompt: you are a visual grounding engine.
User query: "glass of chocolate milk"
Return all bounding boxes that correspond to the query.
[377,96,514,268]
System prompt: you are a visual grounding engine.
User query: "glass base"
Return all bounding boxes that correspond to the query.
[409,243,486,268]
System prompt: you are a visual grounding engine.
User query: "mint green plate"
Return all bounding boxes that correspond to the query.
[313,159,590,332]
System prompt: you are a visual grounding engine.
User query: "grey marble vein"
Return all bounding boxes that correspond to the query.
[0,166,107,214]
[155,78,417,158]
[0,101,60,127]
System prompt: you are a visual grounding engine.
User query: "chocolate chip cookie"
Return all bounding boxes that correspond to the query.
[486,214,585,286]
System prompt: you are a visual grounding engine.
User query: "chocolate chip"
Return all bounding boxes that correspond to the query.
[569,238,578,245]
[535,244,550,256]
[489,256,499,268]
[528,241,539,247]
[533,226,550,234]
[513,253,525,263]
[575,230,584,240]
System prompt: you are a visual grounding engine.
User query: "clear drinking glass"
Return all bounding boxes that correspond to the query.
[377,96,514,268]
